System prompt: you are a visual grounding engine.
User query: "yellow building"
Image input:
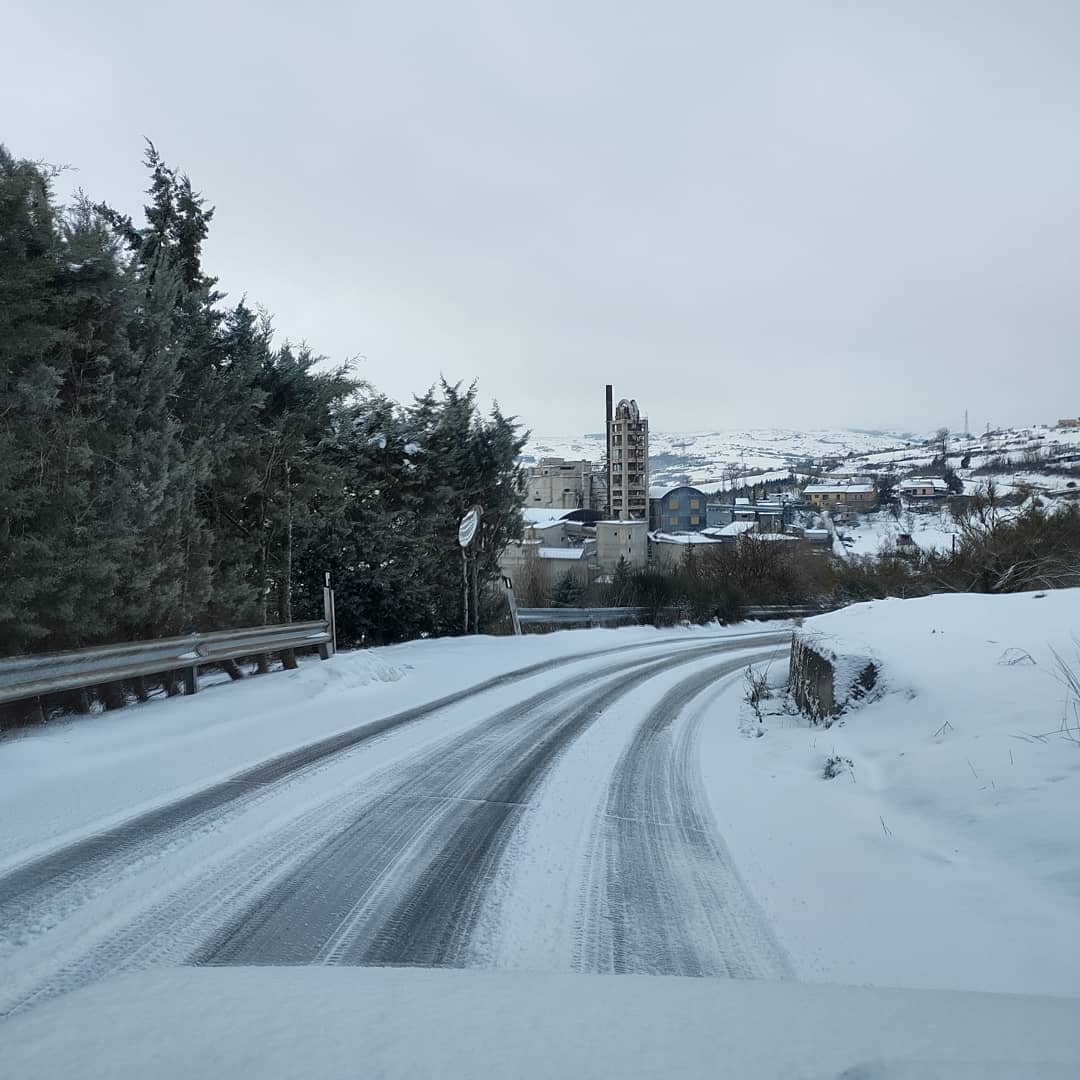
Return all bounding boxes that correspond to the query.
[803,482,878,510]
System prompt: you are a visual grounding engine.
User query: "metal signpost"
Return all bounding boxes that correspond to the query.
[457,505,483,635]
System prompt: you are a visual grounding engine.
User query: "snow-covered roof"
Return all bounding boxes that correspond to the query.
[537,546,586,560]
[649,484,707,500]
[522,508,571,526]
[710,520,757,537]
[649,531,723,545]
[804,484,876,495]
[898,477,948,491]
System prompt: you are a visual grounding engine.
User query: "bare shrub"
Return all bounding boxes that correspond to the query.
[744,663,771,722]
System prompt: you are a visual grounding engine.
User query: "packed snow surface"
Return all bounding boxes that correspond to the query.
[1,592,1078,1063]
[0,623,790,1020]
[3,966,1079,1080]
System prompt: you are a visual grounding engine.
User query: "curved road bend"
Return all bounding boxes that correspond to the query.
[0,630,790,1017]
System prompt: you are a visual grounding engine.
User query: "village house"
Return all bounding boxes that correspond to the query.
[898,477,949,500]
[802,480,878,511]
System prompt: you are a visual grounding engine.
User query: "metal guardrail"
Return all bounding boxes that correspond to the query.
[742,605,826,619]
[0,621,333,706]
[516,607,651,625]
[516,605,828,627]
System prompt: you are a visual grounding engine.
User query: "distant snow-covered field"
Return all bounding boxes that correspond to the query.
[524,428,924,491]
[524,424,1080,520]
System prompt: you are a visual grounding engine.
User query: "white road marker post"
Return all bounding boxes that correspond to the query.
[503,576,522,636]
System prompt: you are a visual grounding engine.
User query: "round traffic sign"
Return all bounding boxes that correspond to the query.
[458,506,482,548]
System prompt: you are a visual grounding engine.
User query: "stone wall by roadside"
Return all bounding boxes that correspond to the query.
[789,627,881,724]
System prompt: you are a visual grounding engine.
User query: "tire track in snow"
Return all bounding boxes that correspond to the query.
[3,641,757,1018]
[0,634,759,948]
[195,640,766,967]
[576,654,792,978]
[1,633,791,1017]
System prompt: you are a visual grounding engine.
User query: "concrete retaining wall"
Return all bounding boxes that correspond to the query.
[789,628,880,724]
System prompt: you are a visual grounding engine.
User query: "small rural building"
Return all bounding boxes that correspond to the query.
[898,477,949,499]
[706,497,791,531]
[1056,418,1080,429]
[803,481,878,510]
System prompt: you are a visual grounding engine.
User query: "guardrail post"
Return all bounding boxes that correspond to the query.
[322,573,336,659]
[182,665,200,695]
[281,648,299,670]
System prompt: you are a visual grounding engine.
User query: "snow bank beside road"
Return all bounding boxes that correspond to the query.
[701,589,1080,997]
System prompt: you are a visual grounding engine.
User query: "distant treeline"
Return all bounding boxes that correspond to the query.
[0,144,525,655]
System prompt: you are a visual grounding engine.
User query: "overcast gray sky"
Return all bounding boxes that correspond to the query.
[4,1,1078,436]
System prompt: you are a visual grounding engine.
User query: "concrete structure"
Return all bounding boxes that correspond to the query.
[606,391,649,520]
[705,520,758,541]
[595,519,648,574]
[524,457,597,510]
[648,531,724,569]
[498,514,646,597]
[706,498,791,532]
[898,477,949,499]
[649,485,708,532]
[498,529,596,596]
[803,481,878,510]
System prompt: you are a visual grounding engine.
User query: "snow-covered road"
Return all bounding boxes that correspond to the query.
[0,629,790,1017]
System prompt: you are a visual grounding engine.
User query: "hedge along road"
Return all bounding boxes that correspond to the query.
[1,630,790,1017]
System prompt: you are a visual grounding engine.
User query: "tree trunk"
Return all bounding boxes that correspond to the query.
[221,659,244,681]
[279,457,293,623]
[471,556,480,635]
[101,681,127,711]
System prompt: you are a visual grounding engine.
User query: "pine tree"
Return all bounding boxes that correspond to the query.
[2,141,528,662]
[0,151,139,651]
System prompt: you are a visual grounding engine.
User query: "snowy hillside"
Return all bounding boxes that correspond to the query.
[524,428,925,491]
[525,424,1080,557]
[525,424,1080,497]
[830,424,1080,498]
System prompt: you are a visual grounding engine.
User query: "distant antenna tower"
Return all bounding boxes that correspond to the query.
[964,409,969,437]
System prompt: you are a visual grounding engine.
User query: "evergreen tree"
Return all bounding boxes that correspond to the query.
[1,142,527,665]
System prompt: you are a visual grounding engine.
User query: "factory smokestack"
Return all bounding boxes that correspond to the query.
[605,384,613,518]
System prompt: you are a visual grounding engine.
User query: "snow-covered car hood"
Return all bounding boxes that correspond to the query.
[2,966,1078,1080]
